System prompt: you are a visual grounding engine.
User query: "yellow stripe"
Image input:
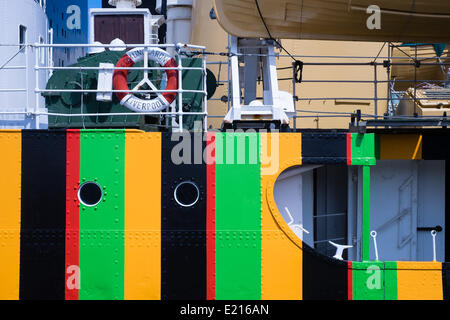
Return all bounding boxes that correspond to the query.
[412,135,423,160]
[396,262,443,300]
[125,130,161,300]
[261,133,302,300]
[379,134,422,160]
[0,130,21,300]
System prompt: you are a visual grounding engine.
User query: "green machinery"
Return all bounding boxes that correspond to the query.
[43,50,217,130]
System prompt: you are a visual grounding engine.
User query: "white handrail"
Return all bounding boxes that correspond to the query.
[370,230,379,261]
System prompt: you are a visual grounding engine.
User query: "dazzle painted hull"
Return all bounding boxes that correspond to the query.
[213,0,450,43]
[0,129,449,300]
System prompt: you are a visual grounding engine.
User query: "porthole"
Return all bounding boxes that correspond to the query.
[78,181,103,207]
[174,181,200,207]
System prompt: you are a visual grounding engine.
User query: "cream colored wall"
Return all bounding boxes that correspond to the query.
[191,0,229,129]
[280,40,388,129]
[191,0,388,129]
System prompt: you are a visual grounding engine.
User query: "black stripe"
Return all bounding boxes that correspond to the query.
[302,244,348,300]
[302,133,347,164]
[20,130,66,300]
[161,132,207,300]
[422,133,450,160]
[443,263,450,300]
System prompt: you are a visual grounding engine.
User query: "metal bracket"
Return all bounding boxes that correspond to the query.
[223,36,292,126]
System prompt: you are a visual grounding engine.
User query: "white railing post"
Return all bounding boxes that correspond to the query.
[25,44,30,126]
[177,46,183,132]
[202,49,208,132]
[34,44,40,129]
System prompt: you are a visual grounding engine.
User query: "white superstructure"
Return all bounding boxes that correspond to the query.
[0,0,49,129]
[156,0,193,56]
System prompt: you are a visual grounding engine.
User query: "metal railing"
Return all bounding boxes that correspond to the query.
[246,43,450,127]
[0,42,209,131]
[0,41,449,130]
[200,43,450,128]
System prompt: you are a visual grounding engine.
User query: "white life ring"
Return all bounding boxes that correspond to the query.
[113,47,178,113]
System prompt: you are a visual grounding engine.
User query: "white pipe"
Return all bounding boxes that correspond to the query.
[165,0,193,56]
[0,89,27,92]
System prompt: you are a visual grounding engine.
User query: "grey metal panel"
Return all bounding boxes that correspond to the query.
[347,166,358,261]
[417,160,445,262]
[302,170,314,246]
[370,160,418,261]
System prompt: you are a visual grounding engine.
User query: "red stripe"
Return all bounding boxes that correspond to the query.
[346,133,352,166]
[348,261,353,300]
[206,132,216,300]
[65,129,80,300]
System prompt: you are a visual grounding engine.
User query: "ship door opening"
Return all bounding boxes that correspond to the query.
[274,164,349,259]
[274,161,446,262]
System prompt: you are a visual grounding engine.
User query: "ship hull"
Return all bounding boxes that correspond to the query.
[0,129,449,300]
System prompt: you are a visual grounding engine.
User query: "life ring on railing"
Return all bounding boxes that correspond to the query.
[113,47,178,112]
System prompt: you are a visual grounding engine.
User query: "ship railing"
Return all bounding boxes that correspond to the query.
[0,42,208,131]
[1,42,450,129]
[0,43,37,128]
[35,42,209,132]
[206,42,450,128]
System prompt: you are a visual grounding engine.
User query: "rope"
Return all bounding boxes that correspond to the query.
[254,0,300,64]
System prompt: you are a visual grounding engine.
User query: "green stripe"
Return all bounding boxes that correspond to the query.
[350,133,375,262]
[352,261,384,300]
[362,165,371,261]
[351,133,376,165]
[79,130,125,300]
[374,134,381,160]
[384,261,398,300]
[215,132,261,300]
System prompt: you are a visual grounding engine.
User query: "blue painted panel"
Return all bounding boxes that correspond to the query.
[46,0,89,44]
[46,0,101,66]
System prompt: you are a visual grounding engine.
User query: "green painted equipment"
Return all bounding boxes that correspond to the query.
[43,51,217,130]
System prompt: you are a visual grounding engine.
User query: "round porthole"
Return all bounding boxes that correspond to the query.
[174,181,200,207]
[78,182,103,207]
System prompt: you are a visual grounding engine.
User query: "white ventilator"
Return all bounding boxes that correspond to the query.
[328,241,353,261]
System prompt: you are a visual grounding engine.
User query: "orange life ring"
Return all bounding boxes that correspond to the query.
[113,47,178,112]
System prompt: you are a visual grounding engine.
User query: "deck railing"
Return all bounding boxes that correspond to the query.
[0,42,208,131]
[0,41,449,129]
